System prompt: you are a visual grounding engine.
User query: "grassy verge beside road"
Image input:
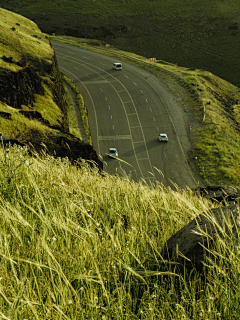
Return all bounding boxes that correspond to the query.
[62,73,92,144]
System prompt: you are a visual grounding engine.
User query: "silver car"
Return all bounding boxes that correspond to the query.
[112,63,122,70]
[159,133,168,142]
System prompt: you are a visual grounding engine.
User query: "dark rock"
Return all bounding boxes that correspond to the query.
[0,136,25,148]
[0,112,12,119]
[2,56,13,63]
[194,185,240,203]
[164,204,240,270]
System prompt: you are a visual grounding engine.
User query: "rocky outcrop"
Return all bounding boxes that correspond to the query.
[0,51,68,133]
[164,204,240,270]
[194,185,240,203]
[0,65,43,108]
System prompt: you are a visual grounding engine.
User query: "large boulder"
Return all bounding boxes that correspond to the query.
[164,204,240,270]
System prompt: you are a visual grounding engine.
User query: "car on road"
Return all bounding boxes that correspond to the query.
[159,133,168,142]
[108,148,118,158]
[112,63,122,70]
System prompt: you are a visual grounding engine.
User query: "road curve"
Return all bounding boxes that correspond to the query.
[51,40,200,189]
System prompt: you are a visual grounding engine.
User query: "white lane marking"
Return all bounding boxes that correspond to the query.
[117,90,126,93]
[146,99,148,103]
[105,97,108,101]
[140,90,143,94]
[133,82,137,86]
[112,125,114,130]
[130,126,140,129]
[164,152,167,158]
[111,115,112,119]
[74,67,79,70]
[100,88,103,92]
[127,113,137,116]
[157,127,159,131]
[124,75,128,78]
[98,135,131,140]
[123,101,132,104]
[153,117,156,121]
[85,74,89,77]
[83,56,90,59]
[67,51,75,54]
[133,141,144,143]
[108,106,111,110]
[150,108,152,112]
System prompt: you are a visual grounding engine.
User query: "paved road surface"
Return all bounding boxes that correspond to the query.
[52,40,200,189]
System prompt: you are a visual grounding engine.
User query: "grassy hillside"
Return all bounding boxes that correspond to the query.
[1,143,240,319]
[0,8,95,163]
[1,0,240,87]
[0,8,64,138]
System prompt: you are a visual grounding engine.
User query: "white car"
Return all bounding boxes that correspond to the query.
[112,63,122,70]
[108,148,118,158]
[159,133,168,142]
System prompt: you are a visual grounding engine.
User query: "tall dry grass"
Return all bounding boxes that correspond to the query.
[0,142,239,319]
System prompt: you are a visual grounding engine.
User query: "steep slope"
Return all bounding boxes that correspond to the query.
[0,8,102,169]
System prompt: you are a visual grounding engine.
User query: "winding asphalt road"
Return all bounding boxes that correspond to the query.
[51,40,199,189]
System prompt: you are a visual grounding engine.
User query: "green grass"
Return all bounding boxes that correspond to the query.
[1,0,239,87]
[62,74,92,144]
[0,8,52,72]
[1,143,240,318]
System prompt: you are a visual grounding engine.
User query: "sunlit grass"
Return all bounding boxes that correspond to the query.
[0,144,239,318]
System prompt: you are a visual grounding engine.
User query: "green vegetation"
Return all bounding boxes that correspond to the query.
[0,7,52,72]
[0,8,83,157]
[1,0,240,87]
[62,74,92,145]
[1,143,240,319]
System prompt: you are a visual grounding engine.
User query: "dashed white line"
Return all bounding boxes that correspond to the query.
[108,106,111,110]
[130,126,141,129]
[100,88,103,92]
[133,82,137,86]
[140,90,143,94]
[127,113,137,116]
[112,125,114,130]
[150,108,152,112]
[157,127,159,131]
[111,115,112,119]
[105,97,108,101]
[74,67,79,70]
[146,99,148,103]
[85,74,89,77]
[83,56,90,59]
[124,75,129,78]
[123,101,132,104]
[133,141,144,143]
[67,51,75,54]
[153,117,156,121]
